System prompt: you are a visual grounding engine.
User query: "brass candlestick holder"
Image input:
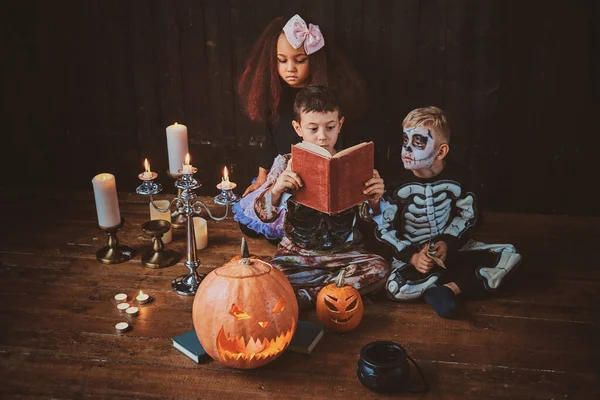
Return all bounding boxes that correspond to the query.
[141,219,180,268]
[136,167,231,295]
[96,219,134,264]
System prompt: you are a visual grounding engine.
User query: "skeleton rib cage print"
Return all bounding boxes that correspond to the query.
[377,180,476,253]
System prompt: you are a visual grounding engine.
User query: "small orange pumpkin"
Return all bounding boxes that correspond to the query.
[316,268,364,332]
[192,239,298,369]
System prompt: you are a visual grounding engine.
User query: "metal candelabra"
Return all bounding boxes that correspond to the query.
[136,167,238,295]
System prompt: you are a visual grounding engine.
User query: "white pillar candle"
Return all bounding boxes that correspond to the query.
[149,200,172,244]
[166,123,189,175]
[92,173,121,228]
[193,217,208,250]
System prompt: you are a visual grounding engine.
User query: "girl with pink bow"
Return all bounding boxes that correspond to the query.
[234,14,366,243]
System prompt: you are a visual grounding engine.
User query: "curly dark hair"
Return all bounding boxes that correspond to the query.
[238,15,366,123]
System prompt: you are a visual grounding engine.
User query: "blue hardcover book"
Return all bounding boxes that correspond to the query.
[172,330,207,363]
[287,320,325,354]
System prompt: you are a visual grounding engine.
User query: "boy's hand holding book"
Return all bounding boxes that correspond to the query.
[363,169,385,215]
[271,160,303,206]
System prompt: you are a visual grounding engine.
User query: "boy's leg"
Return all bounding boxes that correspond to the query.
[386,258,444,301]
[438,241,522,298]
[270,239,389,306]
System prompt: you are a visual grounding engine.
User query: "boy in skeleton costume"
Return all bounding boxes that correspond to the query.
[252,85,390,307]
[375,106,521,318]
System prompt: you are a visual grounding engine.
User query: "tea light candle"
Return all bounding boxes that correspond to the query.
[149,200,172,244]
[193,217,208,250]
[125,306,139,316]
[92,173,121,228]
[166,123,189,175]
[114,293,128,302]
[136,290,150,304]
[117,302,130,312]
[115,322,130,333]
[181,153,194,175]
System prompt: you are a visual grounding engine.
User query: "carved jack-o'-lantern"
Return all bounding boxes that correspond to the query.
[192,240,298,369]
[316,268,364,332]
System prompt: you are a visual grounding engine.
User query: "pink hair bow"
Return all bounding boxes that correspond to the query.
[282,14,325,55]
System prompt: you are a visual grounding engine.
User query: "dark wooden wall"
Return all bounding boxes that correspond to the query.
[1,0,598,215]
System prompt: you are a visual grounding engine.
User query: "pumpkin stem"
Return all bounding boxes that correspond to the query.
[241,237,249,258]
[336,268,347,287]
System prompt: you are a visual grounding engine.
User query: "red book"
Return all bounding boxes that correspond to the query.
[291,141,374,214]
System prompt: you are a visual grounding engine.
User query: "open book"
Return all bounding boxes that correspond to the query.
[291,141,374,214]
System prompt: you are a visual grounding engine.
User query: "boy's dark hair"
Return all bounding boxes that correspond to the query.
[293,85,344,123]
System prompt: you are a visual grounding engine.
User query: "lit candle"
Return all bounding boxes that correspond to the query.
[181,153,194,175]
[142,158,153,179]
[193,217,208,250]
[136,290,150,304]
[221,166,232,189]
[149,200,173,244]
[92,173,121,228]
[217,166,236,191]
[166,123,189,175]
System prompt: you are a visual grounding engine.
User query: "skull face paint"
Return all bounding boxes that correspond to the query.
[401,126,437,170]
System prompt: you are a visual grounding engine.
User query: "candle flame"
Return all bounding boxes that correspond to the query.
[223,166,229,181]
[144,158,150,173]
[185,153,190,165]
[139,290,144,296]
[174,122,178,126]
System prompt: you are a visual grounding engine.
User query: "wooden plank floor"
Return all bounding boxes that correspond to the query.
[0,188,599,399]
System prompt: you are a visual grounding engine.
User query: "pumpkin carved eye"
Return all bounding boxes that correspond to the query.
[230,304,251,320]
[346,297,358,311]
[272,297,286,313]
[324,295,338,311]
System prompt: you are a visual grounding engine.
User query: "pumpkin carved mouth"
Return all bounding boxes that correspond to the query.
[331,315,353,324]
[216,321,295,362]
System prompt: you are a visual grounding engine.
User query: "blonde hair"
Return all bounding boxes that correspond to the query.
[402,106,451,143]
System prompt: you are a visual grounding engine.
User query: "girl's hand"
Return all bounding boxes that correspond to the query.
[364,169,385,211]
[410,245,435,274]
[243,178,265,197]
[243,167,269,197]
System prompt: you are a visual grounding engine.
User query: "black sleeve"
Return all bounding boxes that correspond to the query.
[258,122,277,170]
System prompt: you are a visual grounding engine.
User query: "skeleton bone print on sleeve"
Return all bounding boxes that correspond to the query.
[380,180,476,250]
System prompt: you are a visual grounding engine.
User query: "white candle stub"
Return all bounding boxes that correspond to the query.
[117,302,130,312]
[125,306,139,316]
[115,322,130,333]
[114,293,128,302]
[136,291,150,304]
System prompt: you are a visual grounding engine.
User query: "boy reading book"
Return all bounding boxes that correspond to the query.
[291,141,374,214]
[251,85,390,308]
